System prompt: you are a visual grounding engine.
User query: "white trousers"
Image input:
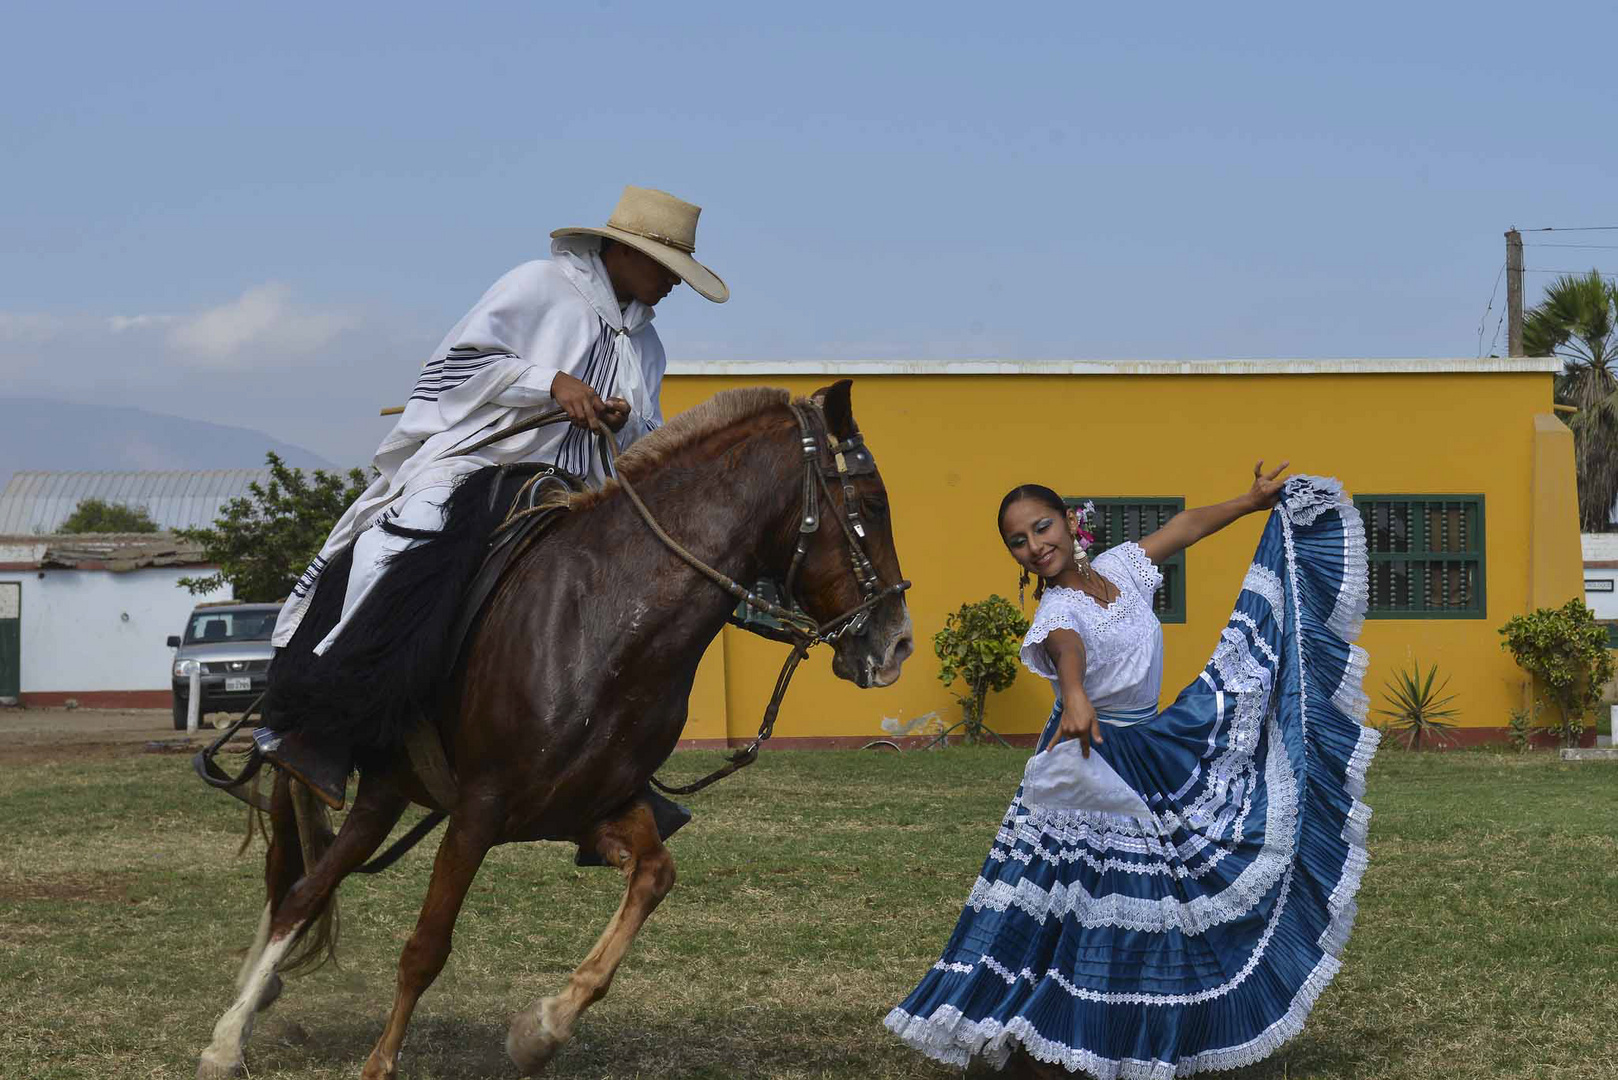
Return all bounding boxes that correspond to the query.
[311,475,463,656]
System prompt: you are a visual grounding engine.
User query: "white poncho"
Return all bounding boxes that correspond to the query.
[271,236,666,649]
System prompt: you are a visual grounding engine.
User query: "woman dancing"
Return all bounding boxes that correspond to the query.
[886,467,1378,1078]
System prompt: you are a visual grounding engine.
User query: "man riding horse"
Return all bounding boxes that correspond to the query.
[257,184,729,811]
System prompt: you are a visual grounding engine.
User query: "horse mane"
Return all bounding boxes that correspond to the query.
[543,386,794,512]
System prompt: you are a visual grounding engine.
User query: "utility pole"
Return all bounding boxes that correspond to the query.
[1506,228,1524,356]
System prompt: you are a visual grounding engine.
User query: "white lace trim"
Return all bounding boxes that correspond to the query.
[966,723,1296,934]
[1109,540,1164,596]
[1332,644,1371,722]
[1326,498,1369,640]
[887,945,1347,1078]
[1240,562,1285,619]
[1280,474,1347,527]
[1019,607,1086,680]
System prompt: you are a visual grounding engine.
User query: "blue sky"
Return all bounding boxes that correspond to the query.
[3,1,1614,465]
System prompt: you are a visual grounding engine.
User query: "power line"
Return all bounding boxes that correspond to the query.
[1477,262,1505,358]
[1520,226,1618,232]
[1525,242,1618,249]
[1524,268,1618,277]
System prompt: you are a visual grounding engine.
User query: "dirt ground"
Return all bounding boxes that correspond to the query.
[0,706,241,765]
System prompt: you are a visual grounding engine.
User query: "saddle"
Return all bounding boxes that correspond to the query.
[403,462,692,866]
[445,461,584,670]
[399,462,583,808]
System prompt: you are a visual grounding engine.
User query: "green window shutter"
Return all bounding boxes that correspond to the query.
[1065,497,1186,623]
[1352,495,1486,620]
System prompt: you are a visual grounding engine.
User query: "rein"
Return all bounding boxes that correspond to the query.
[476,400,910,795]
[197,397,909,815]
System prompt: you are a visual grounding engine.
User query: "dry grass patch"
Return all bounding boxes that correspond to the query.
[0,747,1613,1078]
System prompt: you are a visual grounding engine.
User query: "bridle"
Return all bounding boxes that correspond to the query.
[193,394,908,848]
[470,397,911,794]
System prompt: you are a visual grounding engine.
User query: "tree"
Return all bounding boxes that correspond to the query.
[1499,598,1615,748]
[58,498,159,534]
[176,452,371,603]
[1524,270,1618,531]
[933,595,1030,745]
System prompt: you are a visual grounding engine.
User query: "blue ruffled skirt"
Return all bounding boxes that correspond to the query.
[885,477,1378,1078]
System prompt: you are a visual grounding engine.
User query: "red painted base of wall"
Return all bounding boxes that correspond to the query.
[18,690,172,709]
[677,727,1603,752]
[676,732,1042,751]
[1393,725,1600,750]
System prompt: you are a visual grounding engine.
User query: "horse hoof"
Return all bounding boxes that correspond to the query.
[195,1049,244,1080]
[360,1049,397,1080]
[506,997,569,1075]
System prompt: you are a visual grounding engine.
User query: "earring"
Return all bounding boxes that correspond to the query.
[1019,567,1030,607]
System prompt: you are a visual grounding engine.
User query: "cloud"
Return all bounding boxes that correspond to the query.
[0,313,68,342]
[163,283,356,368]
[108,314,178,332]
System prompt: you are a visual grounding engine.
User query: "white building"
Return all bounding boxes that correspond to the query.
[0,534,227,706]
[1583,533,1618,624]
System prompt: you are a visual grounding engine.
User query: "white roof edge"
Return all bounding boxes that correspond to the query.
[666,357,1563,377]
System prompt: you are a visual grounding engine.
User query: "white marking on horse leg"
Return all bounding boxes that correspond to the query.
[507,832,673,1075]
[234,902,272,994]
[233,901,284,1014]
[197,921,301,1080]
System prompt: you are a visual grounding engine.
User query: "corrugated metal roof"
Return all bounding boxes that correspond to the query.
[0,470,271,534]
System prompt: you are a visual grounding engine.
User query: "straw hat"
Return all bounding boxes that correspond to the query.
[552,185,729,303]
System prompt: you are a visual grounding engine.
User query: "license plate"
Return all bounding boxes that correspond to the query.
[225,677,252,693]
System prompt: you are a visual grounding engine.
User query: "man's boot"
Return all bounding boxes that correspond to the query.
[574,788,692,867]
[252,727,351,810]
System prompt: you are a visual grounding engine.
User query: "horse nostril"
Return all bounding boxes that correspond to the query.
[893,635,914,664]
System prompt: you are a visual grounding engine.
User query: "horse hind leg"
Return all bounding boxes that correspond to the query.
[506,799,676,1076]
[197,773,408,1080]
[361,809,499,1080]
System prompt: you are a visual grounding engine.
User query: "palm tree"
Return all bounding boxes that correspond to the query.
[1524,270,1618,531]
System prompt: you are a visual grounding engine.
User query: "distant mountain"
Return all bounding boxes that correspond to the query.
[0,397,333,490]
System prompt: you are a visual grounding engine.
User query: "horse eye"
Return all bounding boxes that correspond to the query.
[860,494,888,518]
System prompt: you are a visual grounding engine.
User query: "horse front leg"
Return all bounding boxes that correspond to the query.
[360,807,499,1080]
[197,774,408,1080]
[230,770,308,1015]
[506,799,675,1075]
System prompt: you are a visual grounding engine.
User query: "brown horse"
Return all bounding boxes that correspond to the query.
[196,381,914,1079]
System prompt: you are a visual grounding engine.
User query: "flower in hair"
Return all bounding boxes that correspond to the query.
[1073,500,1098,549]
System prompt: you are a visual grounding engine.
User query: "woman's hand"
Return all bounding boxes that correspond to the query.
[1245,460,1290,512]
[1052,697,1103,758]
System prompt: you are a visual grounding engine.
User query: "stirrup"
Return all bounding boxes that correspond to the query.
[575,789,693,867]
[254,727,351,810]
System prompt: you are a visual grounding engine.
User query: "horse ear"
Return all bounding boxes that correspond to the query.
[812,379,858,438]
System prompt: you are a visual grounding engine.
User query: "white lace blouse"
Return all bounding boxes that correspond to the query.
[1019,541,1165,715]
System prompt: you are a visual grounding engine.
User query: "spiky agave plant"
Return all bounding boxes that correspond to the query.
[1373,661,1460,750]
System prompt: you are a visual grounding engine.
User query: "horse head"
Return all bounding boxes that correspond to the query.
[787,379,914,689]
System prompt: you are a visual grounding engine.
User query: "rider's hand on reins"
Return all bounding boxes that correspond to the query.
[552,372,609,429]
[598,396,631,432]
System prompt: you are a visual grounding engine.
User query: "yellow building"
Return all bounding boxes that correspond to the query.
[660,358,1576,748]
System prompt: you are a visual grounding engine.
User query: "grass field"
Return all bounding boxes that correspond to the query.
[0,743,1614,1079]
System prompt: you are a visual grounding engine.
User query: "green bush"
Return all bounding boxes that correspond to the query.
[1499,599,1615,748]
[58,498,158,533]
[933,595,1029,744]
